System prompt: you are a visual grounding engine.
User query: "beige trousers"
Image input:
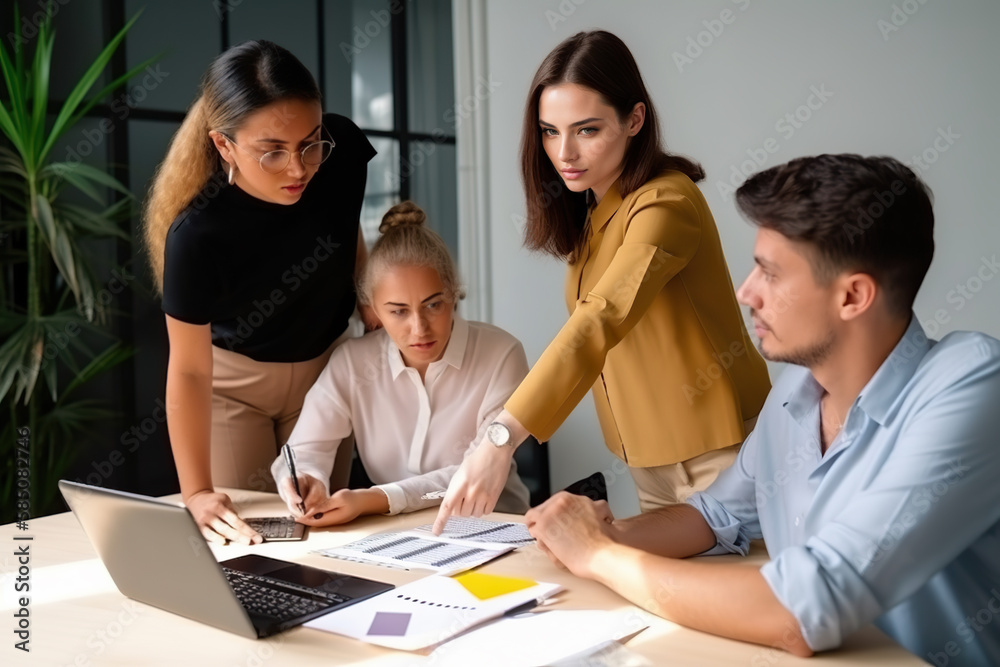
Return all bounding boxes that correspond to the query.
[628,416,757,512]
[209,334,354,493]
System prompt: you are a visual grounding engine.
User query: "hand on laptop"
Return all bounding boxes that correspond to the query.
[187,490,262,546]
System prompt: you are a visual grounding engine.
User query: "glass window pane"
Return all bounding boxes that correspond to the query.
[322,0,353,119]
[407,0,454,135]
[409,141,457,259]
[127,119,180,486]
[336,0,394,131]
[228,0,319,80]
[125,0,220,113]
[361,137,400,245]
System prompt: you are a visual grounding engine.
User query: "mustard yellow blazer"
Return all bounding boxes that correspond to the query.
[505,170,771,467]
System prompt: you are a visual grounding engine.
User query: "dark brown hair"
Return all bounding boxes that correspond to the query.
[145,40,321,292]
[735,154,934,318]
[520,30,704,258]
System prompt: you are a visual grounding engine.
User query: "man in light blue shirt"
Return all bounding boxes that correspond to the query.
[525,154,1000,664]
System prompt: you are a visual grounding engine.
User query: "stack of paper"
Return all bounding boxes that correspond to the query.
[305,571,563,651]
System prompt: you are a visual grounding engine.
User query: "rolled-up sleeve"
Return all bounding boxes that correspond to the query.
[506,188,702,440]
[760,347,1000,651]
[687,427,763,555]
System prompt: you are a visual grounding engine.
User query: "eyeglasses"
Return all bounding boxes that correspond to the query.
[222,127,335,174]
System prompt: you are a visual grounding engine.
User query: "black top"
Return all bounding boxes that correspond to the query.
[162,113,375,363]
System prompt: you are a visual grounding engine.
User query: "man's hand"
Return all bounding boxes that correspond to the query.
[525,491,616,578]
[432,441,514,534]
[278,474,328,517]
[295,488,389,527]
[186,490,261,545]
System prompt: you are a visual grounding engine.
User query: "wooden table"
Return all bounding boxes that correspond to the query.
[0,489,925,665]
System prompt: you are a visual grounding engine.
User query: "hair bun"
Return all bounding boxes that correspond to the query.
[380,201,426,232]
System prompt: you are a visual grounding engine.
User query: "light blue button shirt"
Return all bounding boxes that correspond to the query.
[687,317,1000,665]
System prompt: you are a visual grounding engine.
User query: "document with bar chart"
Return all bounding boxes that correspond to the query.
[317,530,515,573]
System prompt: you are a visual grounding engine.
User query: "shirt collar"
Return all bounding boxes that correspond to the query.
[438,314,469,370]
[590,182,624,233]
[781,314,931,427]
[386,314,470,380]
[855,314,931,425]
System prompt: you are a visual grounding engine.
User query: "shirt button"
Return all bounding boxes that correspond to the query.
[794,517,800,526]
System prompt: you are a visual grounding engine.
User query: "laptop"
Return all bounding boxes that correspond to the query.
[59,480,394,639]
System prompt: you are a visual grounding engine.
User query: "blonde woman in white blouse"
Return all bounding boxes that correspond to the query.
[270,202,530,525]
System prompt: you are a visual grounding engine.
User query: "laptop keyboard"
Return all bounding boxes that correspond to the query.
[223,568,349,622]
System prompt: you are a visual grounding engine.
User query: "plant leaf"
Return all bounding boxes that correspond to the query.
[0,24,26,141]
[33,193,82,300]
[71,53,160,125]
[55,202,131,240]
[45,161,133,197]
[62,342,133,397]
[39,9,145,162]
[28,12,55,164]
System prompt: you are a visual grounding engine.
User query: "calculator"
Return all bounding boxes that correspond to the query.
[243,516,307,541]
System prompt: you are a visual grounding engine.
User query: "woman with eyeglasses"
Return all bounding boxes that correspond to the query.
[144,41,374,545]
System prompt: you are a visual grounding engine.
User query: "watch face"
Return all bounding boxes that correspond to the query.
[487,423,510,446]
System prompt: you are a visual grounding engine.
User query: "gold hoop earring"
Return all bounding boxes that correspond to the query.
[228,163,235,185]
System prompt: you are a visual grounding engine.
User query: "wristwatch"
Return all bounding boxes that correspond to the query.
[486,421,513,447]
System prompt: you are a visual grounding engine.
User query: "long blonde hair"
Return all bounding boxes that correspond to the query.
[358,201,465,306]
[143,40,322,292]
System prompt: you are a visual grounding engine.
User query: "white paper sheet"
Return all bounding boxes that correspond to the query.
[318,530,514,573]
[305,574,563,651]
[428,609,651,667]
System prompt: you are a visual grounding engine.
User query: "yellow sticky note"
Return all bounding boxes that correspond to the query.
[453,571,537,600]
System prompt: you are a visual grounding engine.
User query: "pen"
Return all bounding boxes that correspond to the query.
[503,590,560,617]
[281,443,306,515]
[421,490,447,500]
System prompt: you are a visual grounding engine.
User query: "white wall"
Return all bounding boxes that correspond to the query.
[481,0,1000,517]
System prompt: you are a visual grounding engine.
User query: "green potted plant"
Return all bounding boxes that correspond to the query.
[0,4,155,522]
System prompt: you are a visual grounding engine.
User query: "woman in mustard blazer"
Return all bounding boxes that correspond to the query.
[434,30,770,527]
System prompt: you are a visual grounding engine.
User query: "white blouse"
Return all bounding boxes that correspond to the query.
[270,316,531,514]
